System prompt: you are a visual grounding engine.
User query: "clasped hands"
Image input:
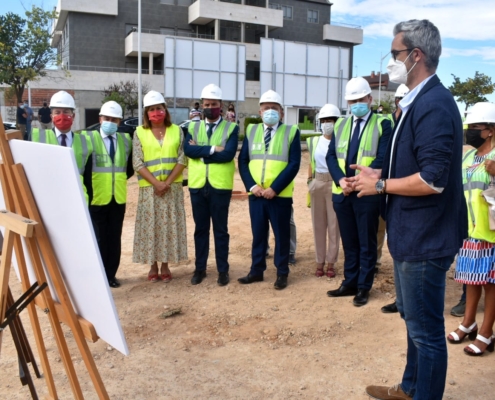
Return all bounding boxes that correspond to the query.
[153,181,171,196]
[341,165,381,198]
[251,186,276,199]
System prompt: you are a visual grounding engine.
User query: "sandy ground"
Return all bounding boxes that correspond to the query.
[1,150,494,400]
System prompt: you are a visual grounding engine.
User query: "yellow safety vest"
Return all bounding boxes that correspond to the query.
[85,131,132,205]
[462,148,495,242]
[331,114,383,195]
[187,120,236,190]
[31,128,92,203]
[247,123,298,198]
[136,125,182,187]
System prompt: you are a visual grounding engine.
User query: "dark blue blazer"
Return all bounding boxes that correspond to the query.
[238,123,301,204]
[326,113,392,203]
[382,75,468,262]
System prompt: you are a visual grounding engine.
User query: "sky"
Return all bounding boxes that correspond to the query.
[2,0,494,107]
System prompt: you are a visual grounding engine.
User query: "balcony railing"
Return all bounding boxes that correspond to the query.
[125,27,214,40]
[68,65,164,75]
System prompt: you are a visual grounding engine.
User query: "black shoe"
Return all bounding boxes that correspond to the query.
[327,285,358,297]
[353,289,370,307]
[217,272,229,286]
[191,270,206,285]
[274,275,288,290]
[450,300,466,317]
[109,278,121,288]
[289,254,296,265]
[381,301,398,313]
[237,273,264,284]
[374,267,379,276]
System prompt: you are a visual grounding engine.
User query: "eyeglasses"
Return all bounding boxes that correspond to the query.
[390,48,414,61]
[261,106,280,112]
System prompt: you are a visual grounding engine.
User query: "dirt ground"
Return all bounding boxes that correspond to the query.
[1,150,494,399]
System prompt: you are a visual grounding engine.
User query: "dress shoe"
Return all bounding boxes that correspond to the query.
[450,299,466,317]
[108,278,121,288]
[237,274,263,284]
[191,270,206,285]
[289,254,296,265]
[274,275,288,290]
[217,272,229,286]
[381,301,398,313]
[327,285,358,297]
[365,384,412,399]
[353,289,370,307]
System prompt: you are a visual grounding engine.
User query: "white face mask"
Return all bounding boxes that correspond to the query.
[321,122,334,136]
[386,51,417,85]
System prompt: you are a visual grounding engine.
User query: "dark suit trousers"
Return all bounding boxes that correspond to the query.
[90,197,126,281]
[333,192,380,290]
[190,181,231,273]
[249,196,292,277]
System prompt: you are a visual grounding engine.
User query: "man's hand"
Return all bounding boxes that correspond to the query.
[338,178,353,196]
[214,146,224,152]
[188,139,197,145]
[485,159,495,176]
[347,165,381,198]
[262,188,276,199]
[251,185,264,197]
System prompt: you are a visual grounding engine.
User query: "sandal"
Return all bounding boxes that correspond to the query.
[447,322,477,344]
[161,273,172,283]
[464,334,495,356]
[147,273,160,283]
[326,263,336,278]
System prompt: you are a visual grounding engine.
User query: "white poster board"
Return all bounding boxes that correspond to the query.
[0,140,129,355]
[164,37,246,101]
[260,38,350,109]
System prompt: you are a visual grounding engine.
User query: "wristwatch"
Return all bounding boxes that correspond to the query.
[375,179,386,194]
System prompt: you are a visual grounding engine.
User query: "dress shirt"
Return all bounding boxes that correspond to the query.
[351,111,371,140]
[263,122,280,139]
[205,117,223,155]
[389,74,443,192]
[99,129,117,155]
[54,127,74,147]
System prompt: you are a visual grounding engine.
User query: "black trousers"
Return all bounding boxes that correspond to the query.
[90,197,126,281]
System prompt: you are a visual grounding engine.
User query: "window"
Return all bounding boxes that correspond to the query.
[220,20,241,42]
[282,6,292,20]
[245,0,265,7]
[245,23,265,44]
[246,61,260,81]
[307,10,319,24]
[269,3,281,10]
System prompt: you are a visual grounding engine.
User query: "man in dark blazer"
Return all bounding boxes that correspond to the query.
[326,77,391,307]
[349,20,467,400]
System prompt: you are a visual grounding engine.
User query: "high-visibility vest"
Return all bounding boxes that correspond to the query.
[31,128,92,203]
[135,125,182,187]
[84,131,132,205]
[331,114,384,195]
[462,148,495,242]
[307,136,320,178]
[187,120,236,190]
[247,123,298,198]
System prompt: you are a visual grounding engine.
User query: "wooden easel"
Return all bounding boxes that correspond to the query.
[0,119,110,399]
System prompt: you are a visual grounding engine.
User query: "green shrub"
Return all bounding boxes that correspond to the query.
[244,117,262,133]
[300,133,321,141]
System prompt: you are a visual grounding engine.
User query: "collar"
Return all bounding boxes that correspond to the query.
[263,122,280,131]
[399,74,436,114]
[352,110,371,124]
[205,117,222,126]
[54,127,72,137]
[99,128,117,140]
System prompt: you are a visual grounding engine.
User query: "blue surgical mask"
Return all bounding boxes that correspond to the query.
[350,103,370,118]
[262,109,279,126]
[101,121,118,135]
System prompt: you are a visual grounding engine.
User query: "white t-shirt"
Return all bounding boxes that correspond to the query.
[315,136,331,173]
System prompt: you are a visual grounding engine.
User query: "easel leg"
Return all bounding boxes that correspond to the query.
[0,229,15,355]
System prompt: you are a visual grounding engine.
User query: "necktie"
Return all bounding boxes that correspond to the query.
[108,136,115,163]
[207,123,215,138]
[265,127,273,151]
[60,133,67,147]
[346,118,362,177]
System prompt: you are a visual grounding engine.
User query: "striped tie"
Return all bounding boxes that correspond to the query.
[265,127,273,151]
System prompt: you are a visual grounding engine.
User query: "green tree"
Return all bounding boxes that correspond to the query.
[373,94,395,114]
[449,72,495,112]
[103,81,150,118]
[0,6,58,103]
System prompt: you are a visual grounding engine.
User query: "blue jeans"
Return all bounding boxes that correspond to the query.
[394,255,455,400]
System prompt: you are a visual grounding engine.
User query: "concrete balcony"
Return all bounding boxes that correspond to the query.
[189,0,283,28]
[323,24,363,45]
[53,0,118,31]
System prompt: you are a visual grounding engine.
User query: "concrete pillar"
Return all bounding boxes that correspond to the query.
[214,19,220,41]
[149,53,154,75]
[241,22,245,43]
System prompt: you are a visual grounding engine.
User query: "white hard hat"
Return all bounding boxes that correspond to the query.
[318,104,340,120]
[50,91,75,109]
[345,77,371,101]
[259,90,283,107]
[143,90,165,107]
[395,84,409,98]
[465,102,495,125]
[201,84,222,100]
[100,101,123,119]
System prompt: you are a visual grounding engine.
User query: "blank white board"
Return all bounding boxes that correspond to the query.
[1,140,129,355]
